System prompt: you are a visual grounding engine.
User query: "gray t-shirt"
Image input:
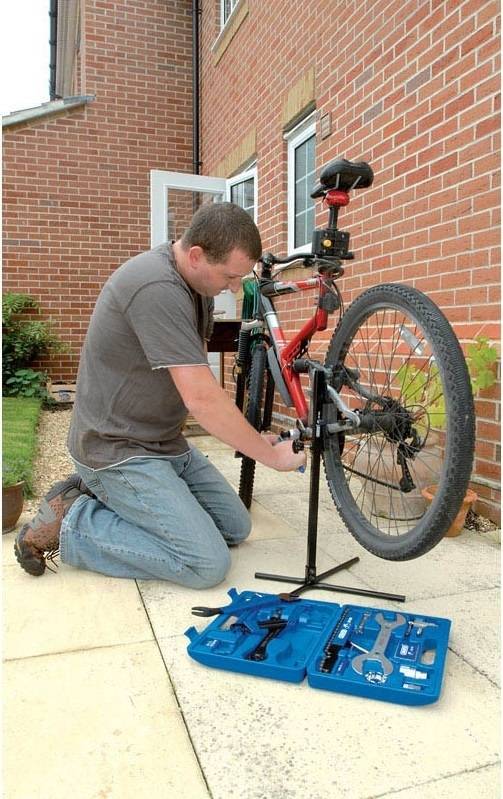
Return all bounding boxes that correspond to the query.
[68,243,214,468]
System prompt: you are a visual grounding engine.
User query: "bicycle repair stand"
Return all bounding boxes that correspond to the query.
[255,364,406,603]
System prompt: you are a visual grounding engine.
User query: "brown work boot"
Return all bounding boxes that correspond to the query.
[14,475,94,576]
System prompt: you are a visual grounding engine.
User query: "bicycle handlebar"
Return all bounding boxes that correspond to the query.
[258,251,345,277]
[259,251,314,266]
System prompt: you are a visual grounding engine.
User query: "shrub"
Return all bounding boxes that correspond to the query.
[2,292,67,399]
[466,336,499,393]
[4,368,49,399]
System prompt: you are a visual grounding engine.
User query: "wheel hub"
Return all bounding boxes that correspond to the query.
[357,396,413,442]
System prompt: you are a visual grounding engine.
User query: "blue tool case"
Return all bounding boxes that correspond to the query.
[185,589,451,706]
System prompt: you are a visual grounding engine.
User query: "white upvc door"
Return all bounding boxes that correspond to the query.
[150,170,227,247]
[150,170,233,382]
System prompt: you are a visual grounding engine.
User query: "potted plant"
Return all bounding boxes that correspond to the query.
[2,458,26,533]
[411,336,498,536]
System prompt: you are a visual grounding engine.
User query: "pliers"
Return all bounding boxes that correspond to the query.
[191,593,299,618]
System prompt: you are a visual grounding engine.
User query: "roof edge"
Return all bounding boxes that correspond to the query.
[2,95,95,129]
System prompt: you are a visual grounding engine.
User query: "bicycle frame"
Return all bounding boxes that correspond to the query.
[237,172,368,434]
[256,274,334,424]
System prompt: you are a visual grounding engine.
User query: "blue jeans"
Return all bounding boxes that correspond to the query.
[60,447,251,588]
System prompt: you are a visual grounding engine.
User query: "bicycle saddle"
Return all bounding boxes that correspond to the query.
[311,158,374,197]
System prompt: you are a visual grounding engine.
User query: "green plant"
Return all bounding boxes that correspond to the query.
[395,362,446,432]
[466,336,498,393]
[4,368,50,399]
[395,336,499,432]
[2,456,27,488]
[2,292,67,396]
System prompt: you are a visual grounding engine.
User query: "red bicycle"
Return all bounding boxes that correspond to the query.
[234,158,475,561]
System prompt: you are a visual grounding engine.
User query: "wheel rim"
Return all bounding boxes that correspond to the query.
[325,302,449,538]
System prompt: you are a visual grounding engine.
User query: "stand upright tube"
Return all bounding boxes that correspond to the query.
[306,368,324,581]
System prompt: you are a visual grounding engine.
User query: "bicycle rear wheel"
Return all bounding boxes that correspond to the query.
[323,283,475,560]
[238,343,274,508]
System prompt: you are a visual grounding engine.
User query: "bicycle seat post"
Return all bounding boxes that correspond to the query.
[311,190,351,260]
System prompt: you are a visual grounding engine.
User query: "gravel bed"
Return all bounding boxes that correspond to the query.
[24,407,74,515]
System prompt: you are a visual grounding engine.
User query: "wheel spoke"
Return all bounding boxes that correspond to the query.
[323,284,474,559]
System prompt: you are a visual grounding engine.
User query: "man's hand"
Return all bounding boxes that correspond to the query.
[262,433,280,445]
[168,365,307,472]
[268,438,306,472]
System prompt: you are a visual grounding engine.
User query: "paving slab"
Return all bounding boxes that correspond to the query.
[254,491,501,600]
[378,763,500,799]
[247,497,299,541]
[197,447,311,497]
[4,435,500,799]
[3,553,153,660]
[192,435,233,451]
[158,633,499,799]
[137,535,396,641]
[397,588,501,687]
[321,527,501,602]
[4,641,209,799]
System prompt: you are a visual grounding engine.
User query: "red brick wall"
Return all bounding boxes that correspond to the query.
[3,0,193,378]
[200,0,501,520]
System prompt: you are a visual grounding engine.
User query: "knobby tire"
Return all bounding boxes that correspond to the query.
[323,283,475,560]
[238,344,268,508]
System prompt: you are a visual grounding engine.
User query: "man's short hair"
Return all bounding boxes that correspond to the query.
[181,202,262,263]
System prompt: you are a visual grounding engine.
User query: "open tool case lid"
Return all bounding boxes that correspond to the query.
[185,589,451,706]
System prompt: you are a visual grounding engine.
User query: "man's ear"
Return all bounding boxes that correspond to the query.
[188,245,205,269]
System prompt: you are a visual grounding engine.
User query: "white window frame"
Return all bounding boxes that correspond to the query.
[226,163,258,222]
[220,0,240,30]
[285,114,316,255]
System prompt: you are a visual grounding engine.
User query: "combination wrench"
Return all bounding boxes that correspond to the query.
[351,612,406,682]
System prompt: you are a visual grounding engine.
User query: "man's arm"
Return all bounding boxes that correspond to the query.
[168,365,306,472]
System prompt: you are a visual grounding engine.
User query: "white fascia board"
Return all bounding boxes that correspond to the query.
[2,95,95,128]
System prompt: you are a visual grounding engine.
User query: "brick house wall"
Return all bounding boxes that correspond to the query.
[3,0,194,377]
[3,0,500,520]
[199,0,500,520]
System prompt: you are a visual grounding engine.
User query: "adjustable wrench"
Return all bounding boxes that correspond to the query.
[351,612,406,680]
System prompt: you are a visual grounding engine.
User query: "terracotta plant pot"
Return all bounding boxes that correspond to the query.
[2,481,25,534]
[421,485,478,537]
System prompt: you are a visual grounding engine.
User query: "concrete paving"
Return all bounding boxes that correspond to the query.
[3,436,501,798]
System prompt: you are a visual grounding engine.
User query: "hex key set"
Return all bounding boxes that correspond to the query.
[185,589,451,706]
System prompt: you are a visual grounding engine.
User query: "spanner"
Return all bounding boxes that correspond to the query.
[351,612,406,680]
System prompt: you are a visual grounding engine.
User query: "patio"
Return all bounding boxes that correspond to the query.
[3,426,501,798]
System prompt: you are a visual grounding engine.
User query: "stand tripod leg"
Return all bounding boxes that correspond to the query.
[254,364,406,604]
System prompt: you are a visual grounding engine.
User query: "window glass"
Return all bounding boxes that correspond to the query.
[222,0,239,27]
[227,165,257,221]
[293,134,315,249]
[230,177,255,218]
